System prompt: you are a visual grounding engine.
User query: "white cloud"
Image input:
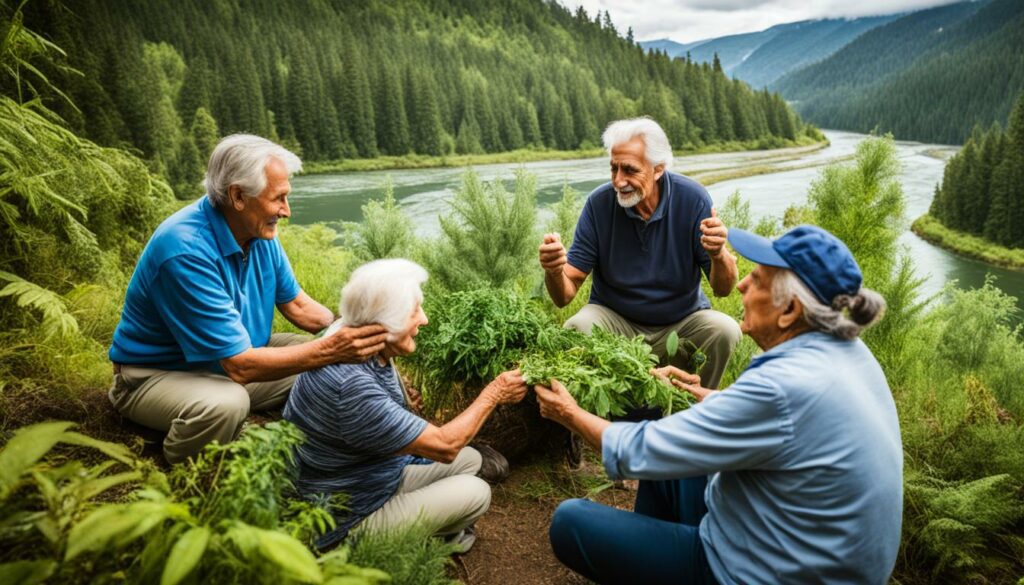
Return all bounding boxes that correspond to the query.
[558,0,967,43]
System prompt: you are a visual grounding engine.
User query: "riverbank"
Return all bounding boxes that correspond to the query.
[303,136,825,174]
[911,214,1024,270]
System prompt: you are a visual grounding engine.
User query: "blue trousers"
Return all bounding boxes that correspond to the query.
[549,476,718,585]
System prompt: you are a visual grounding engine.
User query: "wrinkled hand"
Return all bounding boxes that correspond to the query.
[534,379,579,425]
[651,365,712,402]
[700,207,728,258]
[329,324,388,363]
[484,369,528,405]
[539,233,567,274]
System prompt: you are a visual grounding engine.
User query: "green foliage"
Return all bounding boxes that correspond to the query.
[544,183,582,247]
[521,327,687,417]
[273,223,352,334]
[423,169,538,292]
[348,523,458,585]
[404,287,547,409]
[345,177,415,262]
[718,190,753,230]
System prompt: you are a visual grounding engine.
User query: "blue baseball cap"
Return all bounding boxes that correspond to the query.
[727,225,862,305]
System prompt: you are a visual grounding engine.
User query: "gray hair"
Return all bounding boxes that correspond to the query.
[602,117,673,171]
[337,259,428,342]
[771,269,886,340]
[204,134,302,206]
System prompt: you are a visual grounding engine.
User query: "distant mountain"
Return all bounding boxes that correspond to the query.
[775,0,1024,144]
[641,16,897,88]
[731,16,899,88]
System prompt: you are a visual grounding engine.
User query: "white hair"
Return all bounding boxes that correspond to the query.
[332,259,428,342]
[771,269,886,340]
[602,117,673,171]
[204,134,302,206]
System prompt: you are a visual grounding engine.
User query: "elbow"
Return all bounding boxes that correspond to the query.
[221,358,253,385]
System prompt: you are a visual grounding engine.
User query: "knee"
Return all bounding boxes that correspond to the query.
[201,388,251,427]
[468,476,492,514]
[549,499,589,547]
[706,312,742,353]
[454,446,483,476]
[563,312,594,334]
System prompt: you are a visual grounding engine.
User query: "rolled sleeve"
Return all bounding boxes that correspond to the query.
[150,255,251,363]
[602,373,793,480]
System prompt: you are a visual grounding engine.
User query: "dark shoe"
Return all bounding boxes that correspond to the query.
[565,432,584,471]
[472,443,509,483]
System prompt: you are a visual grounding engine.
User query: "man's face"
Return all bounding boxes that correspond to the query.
[609,137,663,209]
[737,264,786,350]
[233,156,291,241]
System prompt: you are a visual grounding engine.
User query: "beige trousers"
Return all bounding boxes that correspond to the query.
[356,447,491,537]
[564,304,741,389]
[108,333,310,464]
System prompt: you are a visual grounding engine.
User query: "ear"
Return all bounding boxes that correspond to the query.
[228,185,246,211]
[777,296,804,330]
[653,164,665,181]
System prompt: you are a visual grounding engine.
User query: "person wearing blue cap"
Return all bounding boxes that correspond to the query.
[535,225,904,585]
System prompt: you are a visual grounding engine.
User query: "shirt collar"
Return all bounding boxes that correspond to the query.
[747,330,832,368]
[623,172,671,223]
[201,195,244,258]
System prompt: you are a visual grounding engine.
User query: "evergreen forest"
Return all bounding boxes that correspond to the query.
[775,0,1024,145]
[14,0,813,198]
[926,91,1024,249]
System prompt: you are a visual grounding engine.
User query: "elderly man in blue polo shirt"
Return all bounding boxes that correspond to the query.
[108,135,388,464]
[535,225,903,584]
[539,117,740,393]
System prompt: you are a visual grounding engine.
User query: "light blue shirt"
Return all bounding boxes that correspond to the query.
[109,196,300,371]
[602,332,903,585]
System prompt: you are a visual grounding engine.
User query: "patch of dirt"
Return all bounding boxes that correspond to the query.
[452,449,636,584]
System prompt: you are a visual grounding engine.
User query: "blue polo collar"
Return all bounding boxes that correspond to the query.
[623,172,671,223]
[748,331,834,368]
[200,195,244,258]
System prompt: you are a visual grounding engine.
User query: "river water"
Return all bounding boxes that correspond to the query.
[290,130,1024,314]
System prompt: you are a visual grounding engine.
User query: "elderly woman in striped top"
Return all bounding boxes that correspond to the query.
[283,259,527,552]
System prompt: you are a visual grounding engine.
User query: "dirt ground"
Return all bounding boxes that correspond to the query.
[451,450,636,585]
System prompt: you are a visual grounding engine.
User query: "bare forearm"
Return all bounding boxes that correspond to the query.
[562,407,611,451]
[278,292,335,333]
[709,251,738,297]
[221,337,335,384]
[544,269,578,308]
[399,390,500,462]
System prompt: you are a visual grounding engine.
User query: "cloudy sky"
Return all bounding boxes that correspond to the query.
[557,0,966,43]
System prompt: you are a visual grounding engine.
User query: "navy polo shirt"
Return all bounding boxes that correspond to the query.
[567,171,713,326]
[109,195,300,371]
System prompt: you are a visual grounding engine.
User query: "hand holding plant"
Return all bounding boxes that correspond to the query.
[651,365,713,402]
[534,379,580,426]
[484,368,529,405]
[538,232,568,274]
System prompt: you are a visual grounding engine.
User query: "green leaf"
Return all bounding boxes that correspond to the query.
[161,526,210,585]
[0,421,74,500]
[255,527,323,583]
[665,331,679,358]
[59,431,136,466]
[0,560,56,585]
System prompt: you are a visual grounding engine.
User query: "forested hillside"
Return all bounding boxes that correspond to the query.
[641,16,897,89]
[926,92,1024,249]
[14,0,813,198]
[776,0,1024,144]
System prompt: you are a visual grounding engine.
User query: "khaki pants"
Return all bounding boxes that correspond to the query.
[357,447,491,537]
[565,304,741,390]
[108,333,310,464]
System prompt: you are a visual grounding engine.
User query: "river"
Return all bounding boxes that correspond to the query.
[290,130,1024,315]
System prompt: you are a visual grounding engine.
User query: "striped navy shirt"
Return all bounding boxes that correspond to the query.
[284,358,429,548]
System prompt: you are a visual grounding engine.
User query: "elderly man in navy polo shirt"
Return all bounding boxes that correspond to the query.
[539,117,741,392]
[108,135,388,464]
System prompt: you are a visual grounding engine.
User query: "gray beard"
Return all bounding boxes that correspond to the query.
[616,190,642,208]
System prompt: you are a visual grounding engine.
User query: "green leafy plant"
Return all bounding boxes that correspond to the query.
[521,327,688,417]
